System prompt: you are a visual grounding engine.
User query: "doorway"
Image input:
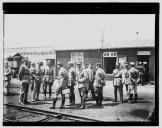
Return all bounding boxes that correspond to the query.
[137,55,149,82]
[104,57,116,74]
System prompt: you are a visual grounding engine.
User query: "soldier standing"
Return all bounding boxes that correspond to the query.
[31,62,43,101]
[93,63,105,106]
[76,62,89,109]
[128,62,140,103]
[42,60,54,100]
[67,61,76,106]
[4,63,12,96]
[30,63,36,93]
[113,63,123,104]
[49,61,68,109]
[86,62,96,100]
[136,62,145,86]
[18,58,31,105]
[122,62,130,99]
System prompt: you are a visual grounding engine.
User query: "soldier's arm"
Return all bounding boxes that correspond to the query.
[18,66,24,81]
[79,70,88,82]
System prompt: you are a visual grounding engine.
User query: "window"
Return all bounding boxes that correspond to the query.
[103,52,117,57]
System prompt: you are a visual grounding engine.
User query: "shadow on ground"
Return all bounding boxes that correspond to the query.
[129,109,149,119]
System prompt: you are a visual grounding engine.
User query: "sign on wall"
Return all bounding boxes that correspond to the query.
[137,51,151,55]
[103,52,117,57]
[71,52,84,63]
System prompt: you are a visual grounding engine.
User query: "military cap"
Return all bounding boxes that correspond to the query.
[125,62,129,65]
[96,63,101,66]
[68,61,74,66]
[57,61,63,66]
[130,62,135,65]
[77,62,81,65]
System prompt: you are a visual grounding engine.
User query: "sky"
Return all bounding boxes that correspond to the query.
[4,14,155,49]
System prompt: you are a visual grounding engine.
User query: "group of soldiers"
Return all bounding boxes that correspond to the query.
[113,61,145,104]
[4,58,145,109]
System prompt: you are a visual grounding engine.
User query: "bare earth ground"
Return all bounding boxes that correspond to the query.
[3,78,155,122]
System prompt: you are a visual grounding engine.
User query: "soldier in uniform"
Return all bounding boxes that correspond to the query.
[30,63,36,93]
[31,62,43,101]
[67,61,76,106]
[93,63,105,106]
[76,62,89,109]
[4,63,12,96]
[113,63,123,104]
[128,62,140,103]
[122,62,130,97]
[18,58,31,105]
[42,60,54,100]
[86,62,96,100]
[136,62,145,86]
[50,61,68,109]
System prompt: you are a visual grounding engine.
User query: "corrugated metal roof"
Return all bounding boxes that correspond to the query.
[103,39,154,49]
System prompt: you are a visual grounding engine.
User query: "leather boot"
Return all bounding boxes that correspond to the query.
[134,94,138,103]
[60,96,65,109]
[80,96,85,109]
[129,94,133,103]
[49,97,57,109]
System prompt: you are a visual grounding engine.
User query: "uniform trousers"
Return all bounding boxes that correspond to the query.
[43,82,53,98]
[32,80,41,101]
[68,84,75,104]
[94,87,103,103]
[128,84,137,94]
[19,82,29,103]
[114,85,123,102]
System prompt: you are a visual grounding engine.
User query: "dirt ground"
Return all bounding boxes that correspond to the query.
[3,78,155,122]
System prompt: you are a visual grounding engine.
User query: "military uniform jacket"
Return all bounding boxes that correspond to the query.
[58,67,68,89]
[30,67,36,80]
[68,67,76,86]
[128,67,140,85]
[4,67,12,81]
[113,69,122,86]
[122,68,130,85]
[18,64,31,83]
[86,67,95,82]
[76,68,89,89]
[43,66,54,83]
[94,68,105,88]
[35,67,43,82]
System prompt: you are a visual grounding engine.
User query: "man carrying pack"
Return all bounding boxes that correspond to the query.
[128,62,140,103]
[50,61,68,109]
[93,63,105,106]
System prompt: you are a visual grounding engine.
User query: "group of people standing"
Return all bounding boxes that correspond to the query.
[16,58,105,109]
[113,61,145,104]
[4,58,145,109]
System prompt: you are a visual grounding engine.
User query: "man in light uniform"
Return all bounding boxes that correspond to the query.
[128,62,140,103]
[30,63,36,94]
[113,63,123,103]
[122,62,130,99]
[67,61,76,106]
[50,61,68,109]
[93,63,105,106]
[76,62,89,109]
[86,62,96,100]
[42,60,54,100]
[18,58,31,105]
[4,63,12,96]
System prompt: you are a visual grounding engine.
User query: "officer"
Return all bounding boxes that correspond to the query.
[76,62,89,109]
[113,63,123,104]
[136,62,145,86]
[4,63,12,96]
[122,62,130,98]
[86,62,96,100]
[67,61,76,106]
[42,60,54,100]
[30,63,36,93]
[93,63,105,106]
[50,61,68,109]
[128,62,140,103]
[32,62,43,101]
[18,58,31,105]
